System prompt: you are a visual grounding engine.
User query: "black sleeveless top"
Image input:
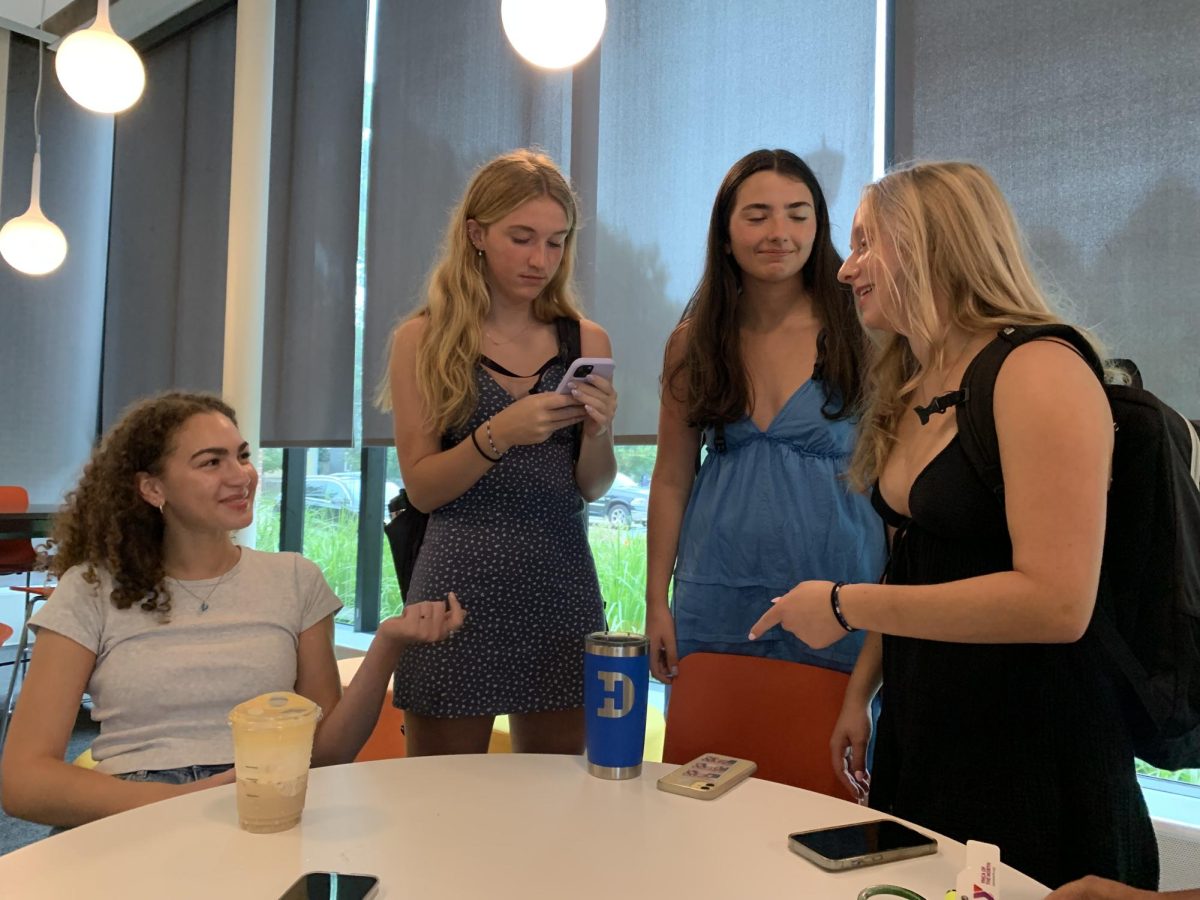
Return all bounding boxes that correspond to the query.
[868,436,1157,889]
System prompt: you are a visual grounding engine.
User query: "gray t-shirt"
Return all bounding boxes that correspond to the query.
[31,548,343,775]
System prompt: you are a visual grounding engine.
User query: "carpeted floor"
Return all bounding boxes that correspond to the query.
[0,705,100,856]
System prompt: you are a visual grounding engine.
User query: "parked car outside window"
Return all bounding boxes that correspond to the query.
[295,473,400,523]
[587,472,648,527]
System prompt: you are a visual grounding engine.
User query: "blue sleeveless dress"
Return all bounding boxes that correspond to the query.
[672,379,887,672]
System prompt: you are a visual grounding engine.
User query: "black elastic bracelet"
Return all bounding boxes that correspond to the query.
[470,427,502,463]
[830,581,856,633]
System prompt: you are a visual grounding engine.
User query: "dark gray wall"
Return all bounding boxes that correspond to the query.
[0,33,113,503]
[894,0,1200,416]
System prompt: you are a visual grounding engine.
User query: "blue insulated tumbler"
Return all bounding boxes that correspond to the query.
[584,631,649,779]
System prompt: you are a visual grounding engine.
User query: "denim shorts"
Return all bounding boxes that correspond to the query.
[115,763,234,785]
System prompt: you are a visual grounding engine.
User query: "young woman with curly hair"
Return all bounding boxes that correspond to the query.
[646,149,885,686]
[751,162,1157,887]
[381,149,617,756]
[1,392,463,828]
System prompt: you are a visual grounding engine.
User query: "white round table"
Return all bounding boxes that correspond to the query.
[0,754,1049,898]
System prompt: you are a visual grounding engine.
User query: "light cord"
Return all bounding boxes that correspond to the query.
[34,0,46,155]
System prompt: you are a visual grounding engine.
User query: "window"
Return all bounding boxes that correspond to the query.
[587,446,654,633]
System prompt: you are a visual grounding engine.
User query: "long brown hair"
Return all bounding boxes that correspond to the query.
[376,149,585,433]
[668,149,867,426]
[51,392,239,614]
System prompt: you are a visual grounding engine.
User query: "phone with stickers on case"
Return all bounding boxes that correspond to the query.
[656,753,757,800]
[554,357,615,394]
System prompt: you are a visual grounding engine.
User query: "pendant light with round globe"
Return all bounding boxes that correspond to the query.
[1,6,68,278]
[55,0,145,114]
[0,152,69,276]
[501,0,607,70]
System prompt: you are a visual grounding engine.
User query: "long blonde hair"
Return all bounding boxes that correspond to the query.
[848,161,1079,490]
[377,149,584,433]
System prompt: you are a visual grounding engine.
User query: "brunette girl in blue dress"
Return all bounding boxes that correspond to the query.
[646,149,885,686]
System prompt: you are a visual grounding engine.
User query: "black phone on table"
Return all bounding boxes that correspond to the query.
[788,819,937,871]
[277,871,380,900]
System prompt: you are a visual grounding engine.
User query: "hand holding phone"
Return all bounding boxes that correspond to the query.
[657,753,757,800]
[555,357,615,394]
[788,819,937,871]
[555,357,617,438]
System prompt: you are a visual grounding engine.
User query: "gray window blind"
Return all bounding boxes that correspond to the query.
[361,1,878,443]
[360,0,572,446]
[0,34,113,503]
[589,0,878,437]
[894,0,1200,417]
[101,5,236,431]
[261,0,369,447]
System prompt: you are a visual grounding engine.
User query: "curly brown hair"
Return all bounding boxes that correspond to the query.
[50,391,239,614]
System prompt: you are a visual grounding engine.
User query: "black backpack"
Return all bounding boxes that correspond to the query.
[956,323,1200,771]
[385,317,583,601]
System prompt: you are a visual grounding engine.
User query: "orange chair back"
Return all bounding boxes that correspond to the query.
[0,487,29,513]
[0,623,12,646]
[0,486,37,575]
[354,703,406,762]
[336,657,406,761]
[663,652,851,798]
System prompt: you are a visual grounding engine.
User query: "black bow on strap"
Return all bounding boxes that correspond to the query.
[914,389,968,425]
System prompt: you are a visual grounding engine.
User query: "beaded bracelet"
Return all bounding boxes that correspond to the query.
[830,581,856,633]
[470,426,502,463]
[485,419,504,458]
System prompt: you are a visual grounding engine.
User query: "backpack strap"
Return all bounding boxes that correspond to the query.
[555,315,582,365]
[555,316,584,462]
[956,324,1104,506]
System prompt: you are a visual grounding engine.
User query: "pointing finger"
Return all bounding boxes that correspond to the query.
[748,603,782,641]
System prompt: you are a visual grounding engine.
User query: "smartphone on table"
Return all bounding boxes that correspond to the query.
[555,357,615,394]
[656,753,757,800]
[788,819,937,871]
[278,871,380,900]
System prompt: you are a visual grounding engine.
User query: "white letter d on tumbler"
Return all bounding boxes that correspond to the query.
[596,671,634,718]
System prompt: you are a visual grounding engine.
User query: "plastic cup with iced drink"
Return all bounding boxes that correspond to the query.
[227,691,321,833]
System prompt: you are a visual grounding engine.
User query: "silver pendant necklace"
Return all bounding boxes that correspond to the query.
[170,558,238,614]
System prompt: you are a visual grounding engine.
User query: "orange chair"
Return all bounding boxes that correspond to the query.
[335,656,406,761]
[662,652,851,798]
[0,486,38,581]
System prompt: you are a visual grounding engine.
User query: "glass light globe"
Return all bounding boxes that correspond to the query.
[0,206,68,276]
[55,4,145,114]
[501,0,607,70]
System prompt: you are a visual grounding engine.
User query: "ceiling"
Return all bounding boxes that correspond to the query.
[0,0,201,44]
[0,1,76,29]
